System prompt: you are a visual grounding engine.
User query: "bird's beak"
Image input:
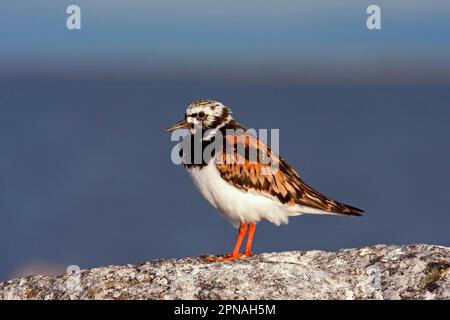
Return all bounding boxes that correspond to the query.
[166,118,191,132]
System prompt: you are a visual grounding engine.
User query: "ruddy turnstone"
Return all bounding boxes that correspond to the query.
[167,99,363,261]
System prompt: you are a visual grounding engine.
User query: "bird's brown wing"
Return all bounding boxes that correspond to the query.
[215,134,363,216]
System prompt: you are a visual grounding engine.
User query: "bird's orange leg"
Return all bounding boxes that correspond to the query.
[207,222,248,262]
[244,223,256,257]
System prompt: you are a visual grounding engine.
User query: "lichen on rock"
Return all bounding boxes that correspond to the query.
[1,244,449,300]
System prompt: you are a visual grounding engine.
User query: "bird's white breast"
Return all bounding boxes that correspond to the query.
[187,158,302,227]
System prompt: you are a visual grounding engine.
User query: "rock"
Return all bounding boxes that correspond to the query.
[1,244,449,300]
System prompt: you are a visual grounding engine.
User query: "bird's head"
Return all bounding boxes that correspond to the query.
[166,99,234,137]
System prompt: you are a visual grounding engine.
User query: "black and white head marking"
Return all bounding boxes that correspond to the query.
[186,99,233,139]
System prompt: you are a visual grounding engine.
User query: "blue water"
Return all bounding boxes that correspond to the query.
[1,77,449,281]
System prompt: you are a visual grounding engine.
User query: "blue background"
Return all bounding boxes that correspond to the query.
[0,1,449,281]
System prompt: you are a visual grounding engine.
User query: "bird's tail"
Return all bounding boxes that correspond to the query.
[333,202,364,217]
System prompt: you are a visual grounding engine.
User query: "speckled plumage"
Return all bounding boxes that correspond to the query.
[171,99,363,227]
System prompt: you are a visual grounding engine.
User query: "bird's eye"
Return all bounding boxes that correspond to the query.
[198,112,205,118]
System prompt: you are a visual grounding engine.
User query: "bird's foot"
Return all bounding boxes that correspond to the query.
[203,253,251,262]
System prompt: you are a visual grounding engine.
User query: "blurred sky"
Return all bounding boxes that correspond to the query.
[0,0,450,82]
[0,1,449,281]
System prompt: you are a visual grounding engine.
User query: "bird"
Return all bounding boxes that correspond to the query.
[166,99,363,262]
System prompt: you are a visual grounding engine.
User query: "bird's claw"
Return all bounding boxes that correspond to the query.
[202,253,253,262]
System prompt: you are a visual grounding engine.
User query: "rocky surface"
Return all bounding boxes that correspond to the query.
[1,244,449,300]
